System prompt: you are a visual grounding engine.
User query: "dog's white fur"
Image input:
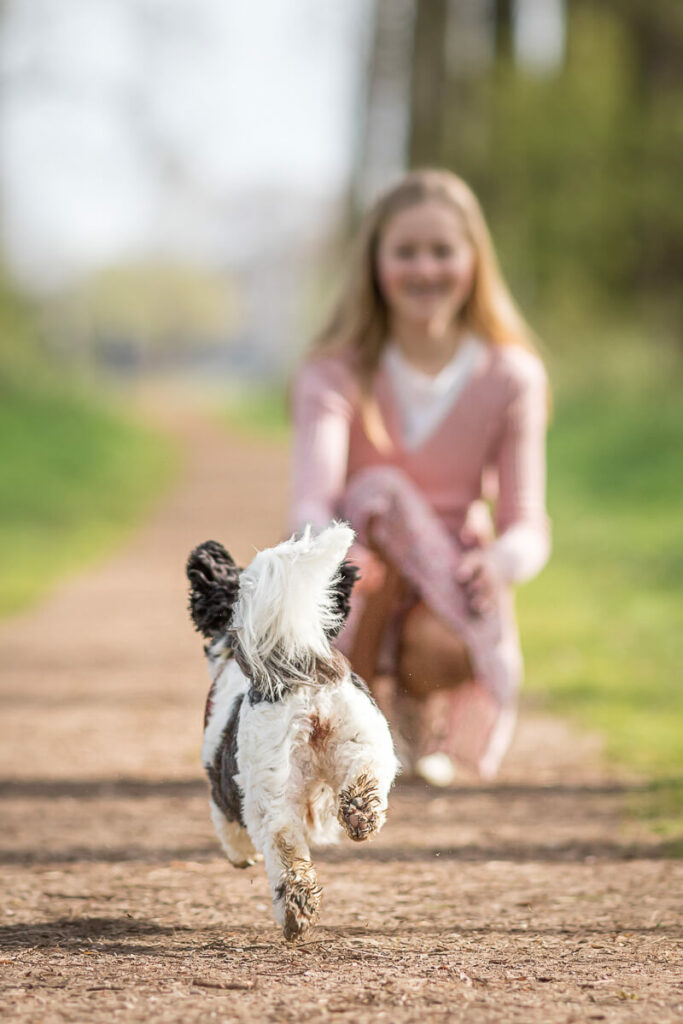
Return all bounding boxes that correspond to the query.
[198,524,399,939]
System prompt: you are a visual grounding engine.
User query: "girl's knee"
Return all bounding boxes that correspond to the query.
[401,603,457,657]
[343,467,429,542]
[346,465,417,505]
[398,603,473,696]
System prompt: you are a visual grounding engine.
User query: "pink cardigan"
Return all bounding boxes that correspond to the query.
[290,343,550,586]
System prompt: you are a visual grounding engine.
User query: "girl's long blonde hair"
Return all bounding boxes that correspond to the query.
[313,168,538,382]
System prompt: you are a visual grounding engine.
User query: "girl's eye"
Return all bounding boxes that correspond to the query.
[394,244,416,260]
[433,243,453,259]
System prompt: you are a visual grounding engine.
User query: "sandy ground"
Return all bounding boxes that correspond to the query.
[0,406,680,1024]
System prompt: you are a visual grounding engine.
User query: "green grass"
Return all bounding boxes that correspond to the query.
[627,779,683,851]
[222,383,290,438]
[0,378,176,616]
[518,378,683,778]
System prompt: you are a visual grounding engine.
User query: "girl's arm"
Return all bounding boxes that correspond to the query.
[457,355,550,612]
[290,359,385,593]
[290,358,356,532]
[489,355,551,585]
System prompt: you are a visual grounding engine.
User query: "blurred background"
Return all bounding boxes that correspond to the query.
[0,1,681,819]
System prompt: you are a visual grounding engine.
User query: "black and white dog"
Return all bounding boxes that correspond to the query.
[186,523,399,941]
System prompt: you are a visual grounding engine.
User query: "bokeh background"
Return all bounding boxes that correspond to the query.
[1,1,681,825]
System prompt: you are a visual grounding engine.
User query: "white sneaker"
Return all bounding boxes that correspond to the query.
[414,752,457,787]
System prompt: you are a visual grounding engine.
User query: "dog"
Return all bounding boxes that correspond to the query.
[186,522,399,940]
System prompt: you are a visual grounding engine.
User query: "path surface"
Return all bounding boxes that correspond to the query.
[0,407,680,1024]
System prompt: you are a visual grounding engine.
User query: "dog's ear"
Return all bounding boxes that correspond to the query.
[326,559,360,639]
[186,540,242,638]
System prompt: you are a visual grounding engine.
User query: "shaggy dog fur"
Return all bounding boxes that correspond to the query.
[186,523,399,941]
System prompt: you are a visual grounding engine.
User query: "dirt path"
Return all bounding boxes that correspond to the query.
[0,406,680,1024]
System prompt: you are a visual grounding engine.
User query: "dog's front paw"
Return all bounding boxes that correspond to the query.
[276,860,322,942]
[338,772,383,842]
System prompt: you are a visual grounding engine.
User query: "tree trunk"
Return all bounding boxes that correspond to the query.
[408,0,449,167]
[351,0,415,215]
[494,0,514,64]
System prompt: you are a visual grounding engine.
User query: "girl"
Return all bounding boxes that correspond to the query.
[290,169,550,784]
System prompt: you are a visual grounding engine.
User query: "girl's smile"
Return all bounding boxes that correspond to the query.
[376,200,476,334]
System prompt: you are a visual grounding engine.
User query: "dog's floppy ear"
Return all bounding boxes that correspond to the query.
[326,559,360,639]
[186,540,241,638]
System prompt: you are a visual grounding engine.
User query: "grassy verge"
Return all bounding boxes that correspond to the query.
[517,349,682,836]
[518,378,682,776]
[626,780,683,853]
[0,379,176,617]
[222,383,290,438]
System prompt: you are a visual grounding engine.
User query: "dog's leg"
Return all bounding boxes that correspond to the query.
[209,798,257,868]
[331,677,400,843]
[261,828,321,941]
[238,701,325,940]
[337,771,384,842]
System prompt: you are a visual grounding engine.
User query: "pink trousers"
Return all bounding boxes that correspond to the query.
[336,466,522,779]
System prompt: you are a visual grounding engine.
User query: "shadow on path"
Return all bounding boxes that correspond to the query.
[0,776,660,801]
[0,778,206,800]
[2,915,680,956]
[1,837,678,867]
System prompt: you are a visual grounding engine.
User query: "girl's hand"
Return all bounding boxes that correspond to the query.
[347,542,386,595]
[456,549,498,617]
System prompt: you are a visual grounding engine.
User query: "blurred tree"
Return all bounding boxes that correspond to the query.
[351,0,414,212]
[494,0,514,64]
[50,262,243,372]
[613,0,683,304]
[0,273,45,386]
[408,0,449,166]
[355,0,682,340]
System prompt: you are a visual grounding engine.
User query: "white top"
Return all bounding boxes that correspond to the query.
[382,336,485,449]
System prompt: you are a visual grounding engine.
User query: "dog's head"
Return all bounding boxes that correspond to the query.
[234,524,357,666]
[186,525,360,649]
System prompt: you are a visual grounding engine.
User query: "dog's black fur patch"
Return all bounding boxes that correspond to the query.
[326,560,360,639]
[350,671,378,709]
[206,693,245,826]
[203,679,218,729]
[186,540,241,638]
[248,687,280,706]
[242,646,347,703]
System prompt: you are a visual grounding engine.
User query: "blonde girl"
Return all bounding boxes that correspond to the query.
[290,169,550,783]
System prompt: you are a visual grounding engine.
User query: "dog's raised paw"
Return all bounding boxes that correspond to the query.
[338,772,383,842]
[277,861,322,942]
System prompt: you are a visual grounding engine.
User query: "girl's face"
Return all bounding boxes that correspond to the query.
[375,200,476,332]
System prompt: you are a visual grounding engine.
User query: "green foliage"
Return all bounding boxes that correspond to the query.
[0,272,176,616]
[61,261,243,350]
[627,780,683,849]
[441,3,683,335]
[518,347,683,786]
[0,375,176,616]
[222,384,290,438]
[0,276,51,381]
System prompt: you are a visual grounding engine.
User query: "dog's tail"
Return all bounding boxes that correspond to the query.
[233,522,355,674]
